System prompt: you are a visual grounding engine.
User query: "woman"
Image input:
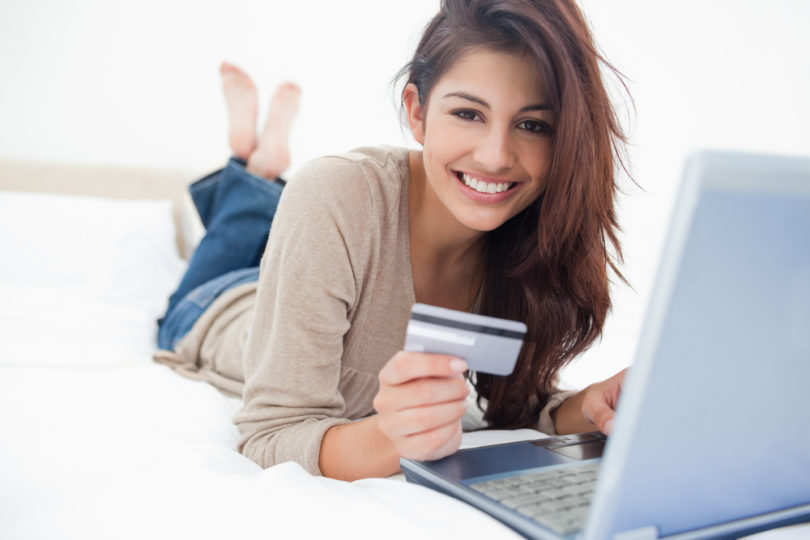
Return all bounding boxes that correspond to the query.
[155,0,628,481]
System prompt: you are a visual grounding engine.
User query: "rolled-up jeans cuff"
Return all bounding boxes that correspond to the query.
[188,157,284,229]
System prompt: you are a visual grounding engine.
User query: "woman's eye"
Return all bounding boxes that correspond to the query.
[519,120,553,135]
[452,109,479,121]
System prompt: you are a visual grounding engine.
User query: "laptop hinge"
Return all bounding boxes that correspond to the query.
[612,526,659,540]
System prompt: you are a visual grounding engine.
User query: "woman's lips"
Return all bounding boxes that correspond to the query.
[454,170,521,203]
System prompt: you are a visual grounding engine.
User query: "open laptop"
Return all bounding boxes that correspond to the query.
[401,150,810,539]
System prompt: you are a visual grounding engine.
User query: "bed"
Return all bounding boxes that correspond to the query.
[0,161,804,540]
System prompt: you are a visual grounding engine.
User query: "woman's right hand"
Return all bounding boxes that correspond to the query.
[373,351,470,462]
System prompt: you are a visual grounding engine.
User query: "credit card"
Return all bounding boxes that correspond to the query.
[404,303,527,376]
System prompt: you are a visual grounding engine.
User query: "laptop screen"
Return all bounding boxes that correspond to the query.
[587,151,810,537]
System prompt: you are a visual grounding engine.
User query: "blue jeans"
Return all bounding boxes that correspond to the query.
[157,157,284,350]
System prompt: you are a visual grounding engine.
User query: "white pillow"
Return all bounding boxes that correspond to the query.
[0,191,187,365]
[0,191,183,300]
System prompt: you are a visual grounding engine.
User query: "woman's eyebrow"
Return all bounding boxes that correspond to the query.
[444,91,489,107]
[443,91,551,112]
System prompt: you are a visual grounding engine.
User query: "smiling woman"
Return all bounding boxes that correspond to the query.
[405,49,553,233]
[153,0,630,482]
[397,0,628,434]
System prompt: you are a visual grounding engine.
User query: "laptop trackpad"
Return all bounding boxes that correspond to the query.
[442,441,572,481]
[531,432,606,461]
[545,440,605,460]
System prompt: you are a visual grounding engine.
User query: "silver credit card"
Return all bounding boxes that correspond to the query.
[404,303,527,376]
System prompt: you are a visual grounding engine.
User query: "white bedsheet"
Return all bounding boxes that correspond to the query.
[0,191,523,539]
[0,364,525,539]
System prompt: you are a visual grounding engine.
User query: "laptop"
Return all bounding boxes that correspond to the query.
[401,150,810,539]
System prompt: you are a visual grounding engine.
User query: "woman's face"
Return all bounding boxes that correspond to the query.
[407,48,554,233]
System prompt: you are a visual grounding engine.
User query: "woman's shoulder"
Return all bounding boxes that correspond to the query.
[289,146,409,195]
[284,145,410,222]
[304,145,409,170]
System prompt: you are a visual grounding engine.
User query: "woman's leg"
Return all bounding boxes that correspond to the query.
[157,159,283,350]
[157,64,300,349]
[164,157,284,316]
[246,81,300,179]
[221,61,259,160]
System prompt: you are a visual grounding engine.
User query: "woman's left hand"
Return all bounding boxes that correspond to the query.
[551,367,629,436]
[578,367,628,435]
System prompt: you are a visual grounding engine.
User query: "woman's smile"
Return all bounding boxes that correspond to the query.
[453,169,522,203]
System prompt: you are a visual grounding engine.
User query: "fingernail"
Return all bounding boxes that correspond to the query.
[449,358,467,373]
[604,419,613,435]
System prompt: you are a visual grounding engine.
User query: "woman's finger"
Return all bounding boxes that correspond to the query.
[375,375,469,413]
[586,400,616,435]
[378,351,467,386]
[581,367,629,435]
[398,418,464,460]
[379,399,468,438]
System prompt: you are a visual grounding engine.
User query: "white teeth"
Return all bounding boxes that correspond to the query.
[460,172,513,194]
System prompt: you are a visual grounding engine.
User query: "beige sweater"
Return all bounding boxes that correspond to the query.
[154,146,570,476]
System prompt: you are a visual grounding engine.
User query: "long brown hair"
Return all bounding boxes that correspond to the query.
[399,0,628,428]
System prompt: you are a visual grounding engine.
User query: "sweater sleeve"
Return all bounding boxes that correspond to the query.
[534,389,577,435]
[234,157,374,475]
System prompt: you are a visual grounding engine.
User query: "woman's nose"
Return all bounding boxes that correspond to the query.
[472,127,515,173]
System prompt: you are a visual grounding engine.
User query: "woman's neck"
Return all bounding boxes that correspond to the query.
[408,151,485,311]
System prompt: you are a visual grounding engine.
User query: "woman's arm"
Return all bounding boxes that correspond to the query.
[235,157,372,475]
[551,368,628,435]
[319,416,399,480]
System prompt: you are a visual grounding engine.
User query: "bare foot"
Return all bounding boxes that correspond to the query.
[247,82,300,180]
[220,61,258,160]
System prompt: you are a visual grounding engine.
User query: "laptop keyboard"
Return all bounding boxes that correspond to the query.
[470,461,600,535]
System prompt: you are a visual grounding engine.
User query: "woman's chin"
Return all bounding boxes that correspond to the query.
[454,208,512,233]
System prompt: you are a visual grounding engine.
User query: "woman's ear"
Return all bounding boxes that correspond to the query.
[403,83,426,145]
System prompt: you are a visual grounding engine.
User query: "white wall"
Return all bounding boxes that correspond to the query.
[1,0,808,388]
[0,0,439,172]
[566,0,810,387]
